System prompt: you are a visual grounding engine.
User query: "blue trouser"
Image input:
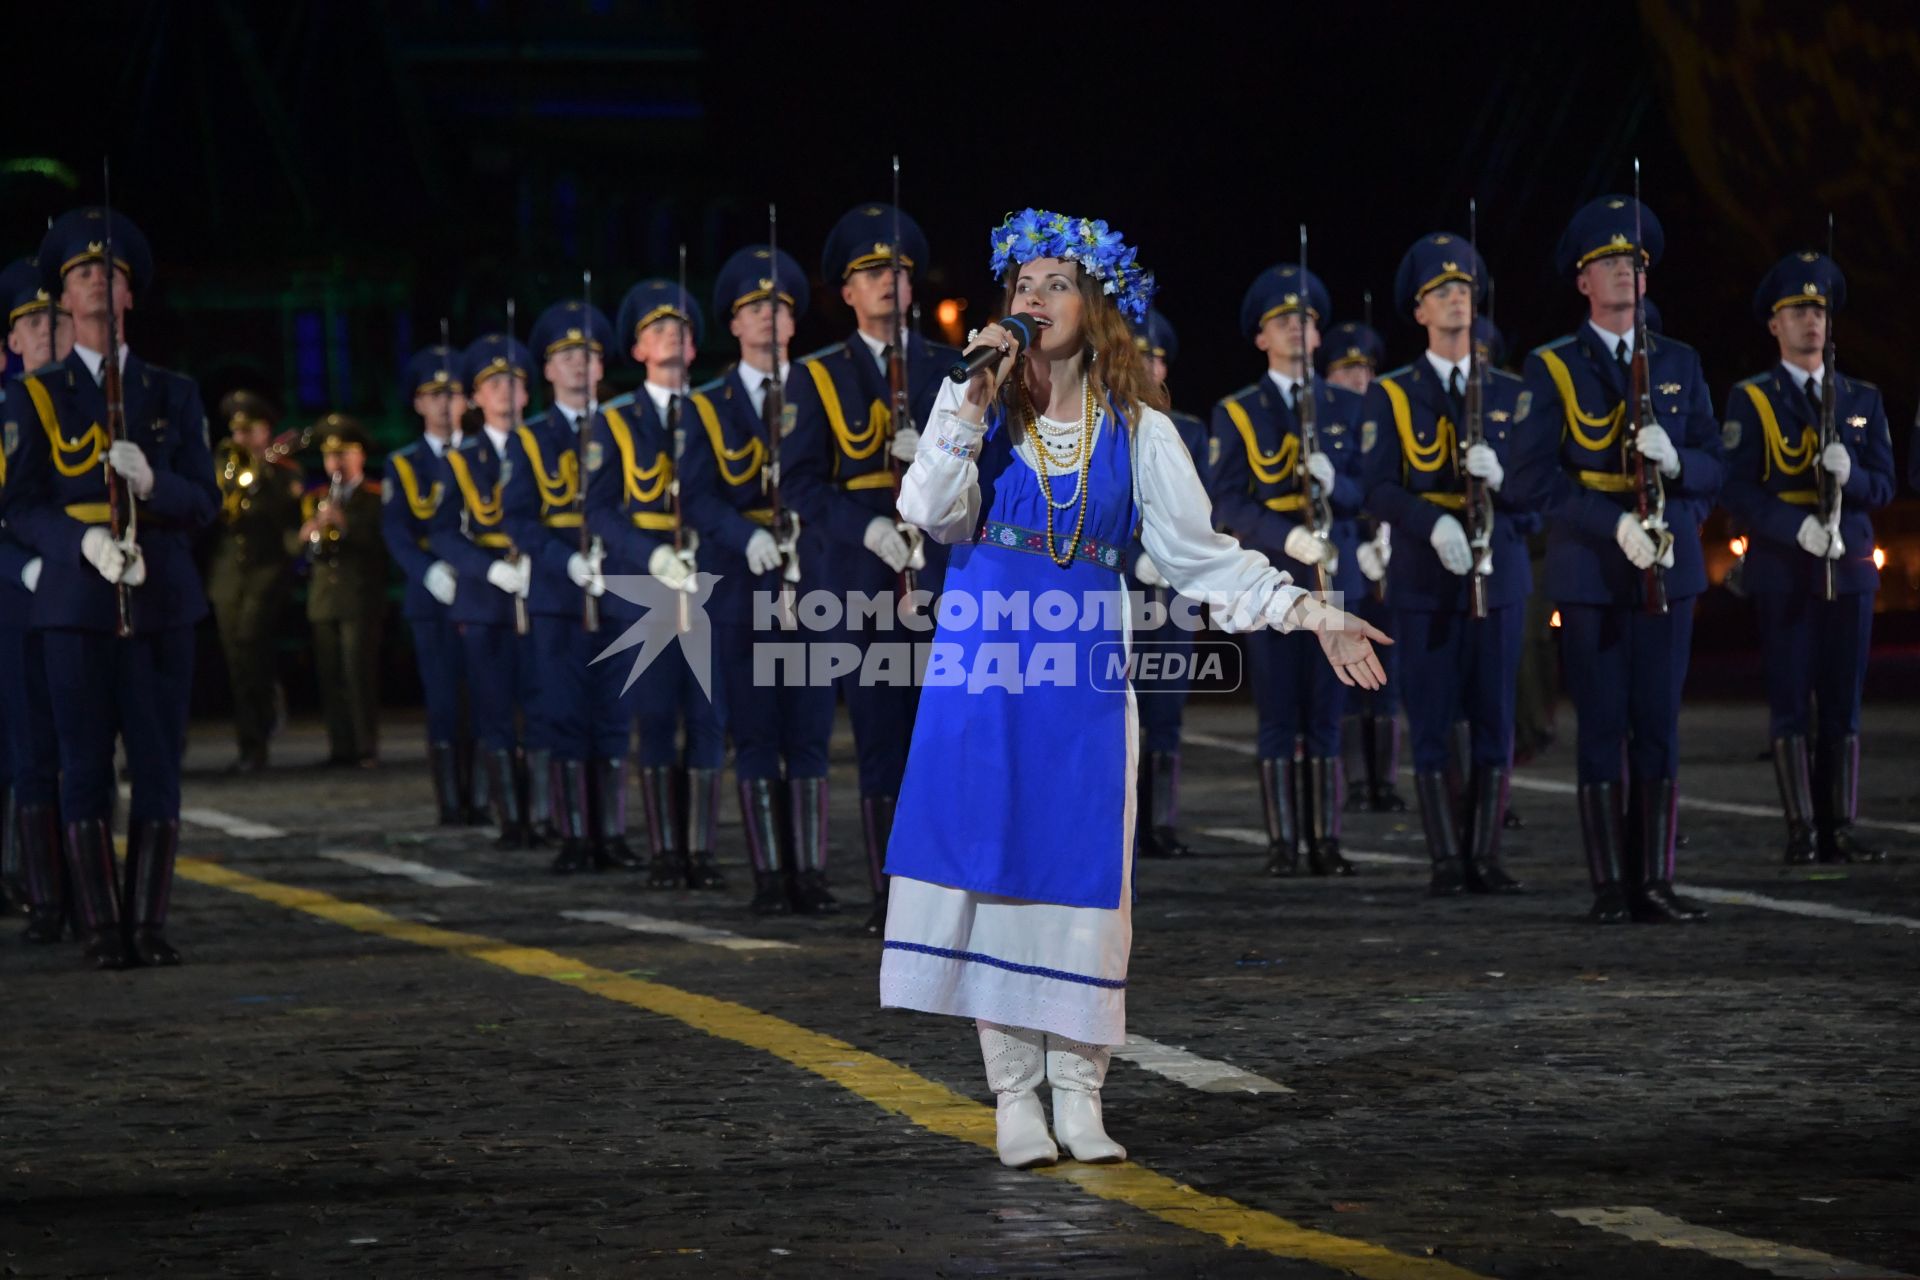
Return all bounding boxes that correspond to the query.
[1346,589,1400,718]
[408,616,467,743]
[623,631,726,769]
[42,626,194,822]
[458,622,534,754]
[1394,605,1523,774]
[717,623,833,780]
[1246,626,1345,759]
[1559,602,1694,783]
[0,626,60,807]
[1134,588,1195,756]
[1754,590,1873,740]
[526,615,592,760]
[839,610,921,796]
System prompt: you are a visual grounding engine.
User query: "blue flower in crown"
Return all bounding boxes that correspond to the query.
[987,207,1155,324]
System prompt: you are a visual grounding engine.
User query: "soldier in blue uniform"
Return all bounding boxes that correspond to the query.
[0,256,70,941]
[781,204,960,919]
[1507,196,1725,924]
[679,245,844,916]
[5,208,220,967]
[1126,308,1210,860]
[382,344,480,825]
[585,279,726,891]
[1720,252,1893,865]
[1210,265,1364,878]
[508,299,644,874]
[1359,233,1529,897]
[429,334,538,849]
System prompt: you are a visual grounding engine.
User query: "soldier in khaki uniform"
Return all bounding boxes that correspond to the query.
[292,416,388,767]
[205,390,302,772]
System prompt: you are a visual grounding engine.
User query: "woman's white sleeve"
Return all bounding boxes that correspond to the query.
[896,378,984,545]
[1136,410,1306,633]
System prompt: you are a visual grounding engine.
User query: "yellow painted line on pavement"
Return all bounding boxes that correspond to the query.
[179,857,1488,1280]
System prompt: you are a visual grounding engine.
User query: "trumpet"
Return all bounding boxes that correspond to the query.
[309,468,346,558]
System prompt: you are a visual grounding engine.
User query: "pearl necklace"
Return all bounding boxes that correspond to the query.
[1019,376,1098,567]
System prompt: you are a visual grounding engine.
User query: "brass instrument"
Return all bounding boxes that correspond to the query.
[308,467,345,561]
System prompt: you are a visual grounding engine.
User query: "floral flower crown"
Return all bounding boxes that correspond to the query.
[988,208,1156,325]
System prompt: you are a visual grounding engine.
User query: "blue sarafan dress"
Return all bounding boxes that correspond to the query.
[881,377,1310,1047]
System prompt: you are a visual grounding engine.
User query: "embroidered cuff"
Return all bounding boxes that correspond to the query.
[931,408,986,461]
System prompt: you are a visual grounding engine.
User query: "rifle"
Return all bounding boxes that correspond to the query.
[100,160,135,638]
[668,243,698,633]
[764,203,801,630]
[504,298,530,636]
[1362,289,1385,604]
[1624,159,1673,616]
[579,270,601,634]
[1295,224,1335,596]
[885,156,926,604]
[1462,198,1494,620]
[1815,213,1840,602]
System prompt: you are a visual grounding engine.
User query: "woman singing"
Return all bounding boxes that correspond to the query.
[881,210,1390,1167]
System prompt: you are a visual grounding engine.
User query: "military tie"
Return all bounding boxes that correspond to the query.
[1287,381,1300,413]
[1806,376,1823,417]
[1614,338,1630,381]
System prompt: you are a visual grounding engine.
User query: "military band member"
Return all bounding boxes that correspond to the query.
[1508,196,1724,924]
[781,204,960,919]
[1127,308,1209,859]
[1721,252,1893,865]
[293,416,385,768]
[1210,264,1364,878]
[383,345,479,824]
[1360,233,1528,896]
[0,256,71,940]
[680,245,841,916]
[206,389,301,773]
[430,334,537,848]
[586,279,727,891]
[6,208,219,967]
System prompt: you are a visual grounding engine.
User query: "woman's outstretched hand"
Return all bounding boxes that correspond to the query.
[1288,595,1393,689]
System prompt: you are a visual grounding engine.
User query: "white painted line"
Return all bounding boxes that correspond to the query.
[1180,730,1256,756]
[562,908,799,952]
[1552,1206,1916,1279]
[1114,1035,1291,1094]
[1197,826,1422,867]
[181,807,288,840]
[321,850,485,888]
[1684,886,1920,932]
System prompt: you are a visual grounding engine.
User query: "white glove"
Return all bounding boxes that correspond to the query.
[1826,526,1847,560]
[566,550,607,597]
[890,427,921,463]
[485,558,530,597]
[81,526,134,585]
[1635,424,1681,479]
[1134,553,1168,588]
[1429,514,1472,575]
[648,541,694,590]
[108,440,156,500]
[1794,516,1831,558]
[1282,524,1326,569]
[864,516,911,573]
[745,529,782,576]
[1356,540,1386,582]
[1463,443,1504,491]
[20,557,41,593]
[1821,442,1852,488]
[1305,451,1335,490]
[1614,513,1673,569]
[423,560,457,606]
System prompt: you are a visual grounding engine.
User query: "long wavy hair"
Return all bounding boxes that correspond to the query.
[997,262,1167,430]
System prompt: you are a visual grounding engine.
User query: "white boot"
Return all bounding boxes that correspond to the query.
[1046,1035,1126,1163]
[978,1021,1058,1169]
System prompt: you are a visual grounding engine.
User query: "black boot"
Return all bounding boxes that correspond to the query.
[525,748,555,846]
[122,818,182,966]
[1305,757,1355,876]
[1416,771,1465,896]
[19,803,66,943]
[0,782,16,911]
[1770,736,1817,866]
[548,758,595,874]
[1342,714,1371,813]
[1139,752,1190,859]
[1578,782,1629,923]
[64,818,128,969]
[740,778,791,915]
[685,767,726,888]
[860,792,896,935]
[639,766,686,888]
[1629,777,1706,923]
[1368,716,1410,813]
[789,777,839,915]
[1819,734,1885,864]
[1462,766,1523,893]
[460,737,489,825]
[485,749,530,849]
[1257,758,1300,877]
[590,758,643,870]
[428,741,462,826]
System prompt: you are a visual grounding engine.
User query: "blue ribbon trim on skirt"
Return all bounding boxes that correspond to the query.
[883,940,1127,990]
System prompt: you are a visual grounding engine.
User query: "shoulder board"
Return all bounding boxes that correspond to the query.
[1840,373,1880,394]
[1325,383,1364,406]
[1734,372,1771,390]
[523,409,551,430]
[363,478,382,496]
[1647,332,1696,356]
[1489,367,1524,386]
[692,373,729,398]
[1219,382,1262,409]
[1378,362,1417,382]
[796,341,848,367]
[922,339,961,360]
[599,390,638,412]
[1530,334,1578,356]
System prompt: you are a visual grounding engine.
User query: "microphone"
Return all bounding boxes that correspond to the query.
[946,313,1043,384]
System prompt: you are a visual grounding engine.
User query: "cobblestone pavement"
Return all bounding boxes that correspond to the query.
[3,699,1916,1279]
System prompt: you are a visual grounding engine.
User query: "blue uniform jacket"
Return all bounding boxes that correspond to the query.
[1507,330,1724,606]
[1358,359,1532,612]
[1719,366,1894,597]
[0,382,40,628]
[780,331,957,600]
[4,350,218,632]
[503,407,592,620]
[381,437,450,622]
[427,426,519,628]
[584,388,686,625]
[1209,375,1366,601]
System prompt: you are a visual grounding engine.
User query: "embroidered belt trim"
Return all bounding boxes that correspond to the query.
[978,519,1125,570]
